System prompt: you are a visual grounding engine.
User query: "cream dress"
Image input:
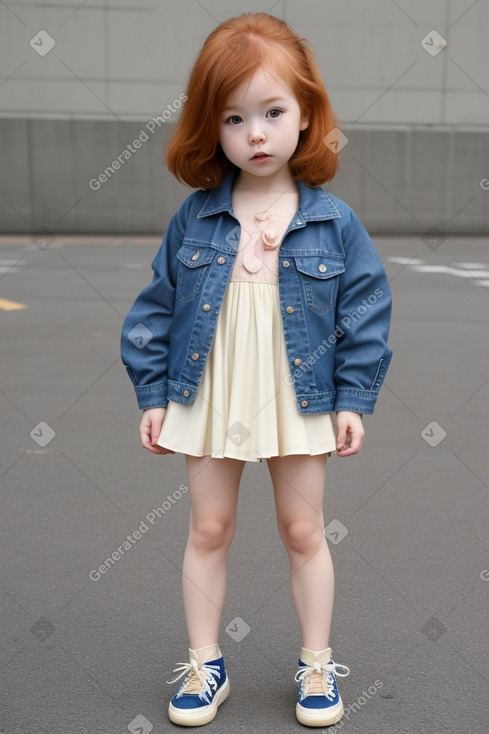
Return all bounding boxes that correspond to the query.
[157,208,337,462]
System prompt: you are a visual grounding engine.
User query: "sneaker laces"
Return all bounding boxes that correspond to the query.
[295,660,350,700]
[167,659,221,702]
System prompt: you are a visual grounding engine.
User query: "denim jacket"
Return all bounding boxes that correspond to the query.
[121,166,393,415]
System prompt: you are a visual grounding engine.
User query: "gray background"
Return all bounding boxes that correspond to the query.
[1,1,489,733]
[1,0,489,233]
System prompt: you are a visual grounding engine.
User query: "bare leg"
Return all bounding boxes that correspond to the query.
[267,453,334,650]
[182,455,245,653]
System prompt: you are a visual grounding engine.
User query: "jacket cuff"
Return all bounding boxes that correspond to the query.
[334,387,380,415]
[134,382,168,410]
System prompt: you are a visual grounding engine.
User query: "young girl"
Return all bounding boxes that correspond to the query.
[121,12,392,728]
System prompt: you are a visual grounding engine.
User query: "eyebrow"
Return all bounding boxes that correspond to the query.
[222,96,288,112]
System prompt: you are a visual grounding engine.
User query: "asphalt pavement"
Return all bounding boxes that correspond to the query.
[0,233,488,734]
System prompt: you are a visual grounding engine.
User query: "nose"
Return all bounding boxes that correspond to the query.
[248,123,266,144]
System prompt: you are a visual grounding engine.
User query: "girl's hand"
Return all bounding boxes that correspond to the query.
[335,411,364,457]
[139,407,175,455]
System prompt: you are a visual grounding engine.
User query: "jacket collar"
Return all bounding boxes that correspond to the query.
[197,165,341,222]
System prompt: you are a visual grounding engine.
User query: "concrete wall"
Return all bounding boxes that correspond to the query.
[1,118,488,235]
[1,0,488,234]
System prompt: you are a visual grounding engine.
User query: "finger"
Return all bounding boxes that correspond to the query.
[139,412,173,454]
[349,431,364,453]
[139,419,152,450]
[336,444,355,456]
[336,431,363,456]
[141,426,173,454]
[140,422,164,452]
[150,424,162,446]
[336,425,347,450]
[151,413,166,446]
[147,424,166,452]
[147,444,174,455]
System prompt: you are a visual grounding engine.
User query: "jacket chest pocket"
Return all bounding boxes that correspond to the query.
[294,255,345,314]
[176,245,215,302]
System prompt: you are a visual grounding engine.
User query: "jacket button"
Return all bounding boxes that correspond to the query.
[318,263,327,273]
[282,260,290,268]
[301,400,309,408]
[191,251,200,261]
[293,358,302,366]
[191,352,199,360]
[183,389,190,397]
[286,306,294,314]
[202,303,211,311]
[217,256,226,264]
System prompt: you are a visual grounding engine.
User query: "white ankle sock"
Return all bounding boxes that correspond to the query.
[301,646,332,666]
[189,643,221,664]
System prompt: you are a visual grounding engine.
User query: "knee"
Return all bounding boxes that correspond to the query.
[280,519,325,556]
[191,517,235,553]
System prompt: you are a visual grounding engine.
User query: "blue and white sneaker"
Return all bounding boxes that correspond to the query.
[167,648,229,726]
[295,647,350,727]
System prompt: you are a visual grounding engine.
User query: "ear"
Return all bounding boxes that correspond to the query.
[299,116,309,131]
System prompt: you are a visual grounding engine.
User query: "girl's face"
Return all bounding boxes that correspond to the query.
[218,67,308,187]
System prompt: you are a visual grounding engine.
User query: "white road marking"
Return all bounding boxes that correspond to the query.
[387,257,489,287]
[387,257,426,265]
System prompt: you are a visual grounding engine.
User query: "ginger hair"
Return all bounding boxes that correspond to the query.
[165,12,342,189]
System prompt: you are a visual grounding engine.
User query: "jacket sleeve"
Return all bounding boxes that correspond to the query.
[333,208,393,414]
[120,203,186,410]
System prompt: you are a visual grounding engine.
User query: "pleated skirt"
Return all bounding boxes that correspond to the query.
[157,281,337,462]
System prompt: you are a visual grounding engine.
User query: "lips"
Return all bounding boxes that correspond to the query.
[251,152,271,161]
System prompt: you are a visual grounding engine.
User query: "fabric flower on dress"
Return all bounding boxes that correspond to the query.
[242,212,280,273]
[262,227,278,248]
